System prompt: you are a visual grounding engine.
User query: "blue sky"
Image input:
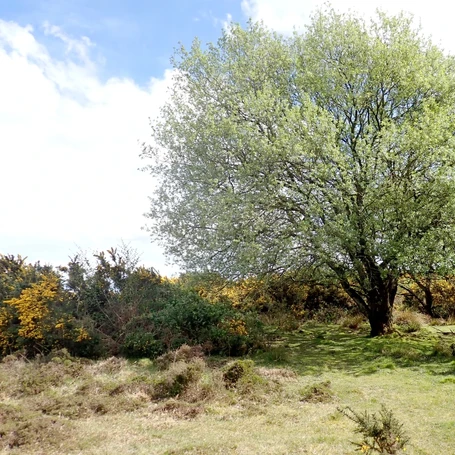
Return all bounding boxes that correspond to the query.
[1,0,245,85]
[1,0,454,275]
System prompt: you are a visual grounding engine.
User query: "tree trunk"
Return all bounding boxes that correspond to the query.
[339,277,396,336]
[366,275,397,336]
[423,287,434,318]
[367,304,393,336]
[332,258,398,336]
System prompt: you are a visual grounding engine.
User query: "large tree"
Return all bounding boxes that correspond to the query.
[143,10,455,335]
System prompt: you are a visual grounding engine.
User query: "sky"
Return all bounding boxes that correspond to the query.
[1,0,455,276]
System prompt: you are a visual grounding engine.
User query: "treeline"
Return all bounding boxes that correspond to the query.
[0,248,262,358]
[1,248,455,359]
[0,246,353,359]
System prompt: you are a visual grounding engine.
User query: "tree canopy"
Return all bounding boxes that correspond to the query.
[142,9,455,335]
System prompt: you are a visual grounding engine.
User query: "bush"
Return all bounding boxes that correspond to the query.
[121,287,264,358]
[339,313,366,330]
[393,310,423,333]
[299,380,334,403]
[401,276,455,319]
[338,405,409,454]
[0,271,97,358]
[152,358,205,399]
[1,249,267,360]
[180,272,354,321]
[222,359,264,391]
[122,332,165,359]
[155,344,205,370]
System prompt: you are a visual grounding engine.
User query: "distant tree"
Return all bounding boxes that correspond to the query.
[143,10,455,335]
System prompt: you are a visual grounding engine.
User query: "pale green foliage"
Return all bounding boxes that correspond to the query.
[143,10,455,335]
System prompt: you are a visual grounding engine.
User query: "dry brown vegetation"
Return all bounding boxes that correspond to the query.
[1,324,455,454]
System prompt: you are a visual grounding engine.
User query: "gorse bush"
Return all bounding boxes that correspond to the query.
[0,261,96,358]
[0,254,48,302]
[0,248,266,360]
[339,405,409,454]
[401,275,455,319]
[1,247,368,361]
[122,332,165,359]
[183,272,353,318]
[59,248,265,359]
[122,287,264,358]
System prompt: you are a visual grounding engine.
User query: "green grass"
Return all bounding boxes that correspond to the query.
[254,323,455,375]
[1,324,455,454]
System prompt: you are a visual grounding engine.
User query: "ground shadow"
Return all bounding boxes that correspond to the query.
[253,323,455,376]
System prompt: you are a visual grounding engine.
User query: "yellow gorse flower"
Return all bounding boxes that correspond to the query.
[2,274,91,349]
[4,274,60,341]
[227,319,248,336]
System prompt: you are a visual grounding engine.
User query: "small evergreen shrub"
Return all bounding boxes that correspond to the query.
[121,288,264,358]
[338,405,409,454]
[122,332,165,358]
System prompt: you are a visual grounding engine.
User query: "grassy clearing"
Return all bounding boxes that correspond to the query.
[1,324,455,454]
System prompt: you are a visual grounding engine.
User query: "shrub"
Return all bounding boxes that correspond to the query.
[401,276,455,319]
[339,313,366,330]
[155,344,205,370]
[122,332,165,358]
[0,271,97,358]
[393,310,423,333]
[152,358,205,399]
[222,359,264,391]
[299,380,334,403]
[338,405,409,454]
[122,287,264,358]
[180,272,354,321]
[1,249,267,360]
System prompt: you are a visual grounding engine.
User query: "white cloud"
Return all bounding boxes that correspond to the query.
[241,0,316,33]
[0,20,177,275]
[222,13,233,32]
[43,21,94,63]
[241,0,455,52]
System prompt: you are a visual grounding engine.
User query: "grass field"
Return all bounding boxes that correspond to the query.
[1,322,455,454]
